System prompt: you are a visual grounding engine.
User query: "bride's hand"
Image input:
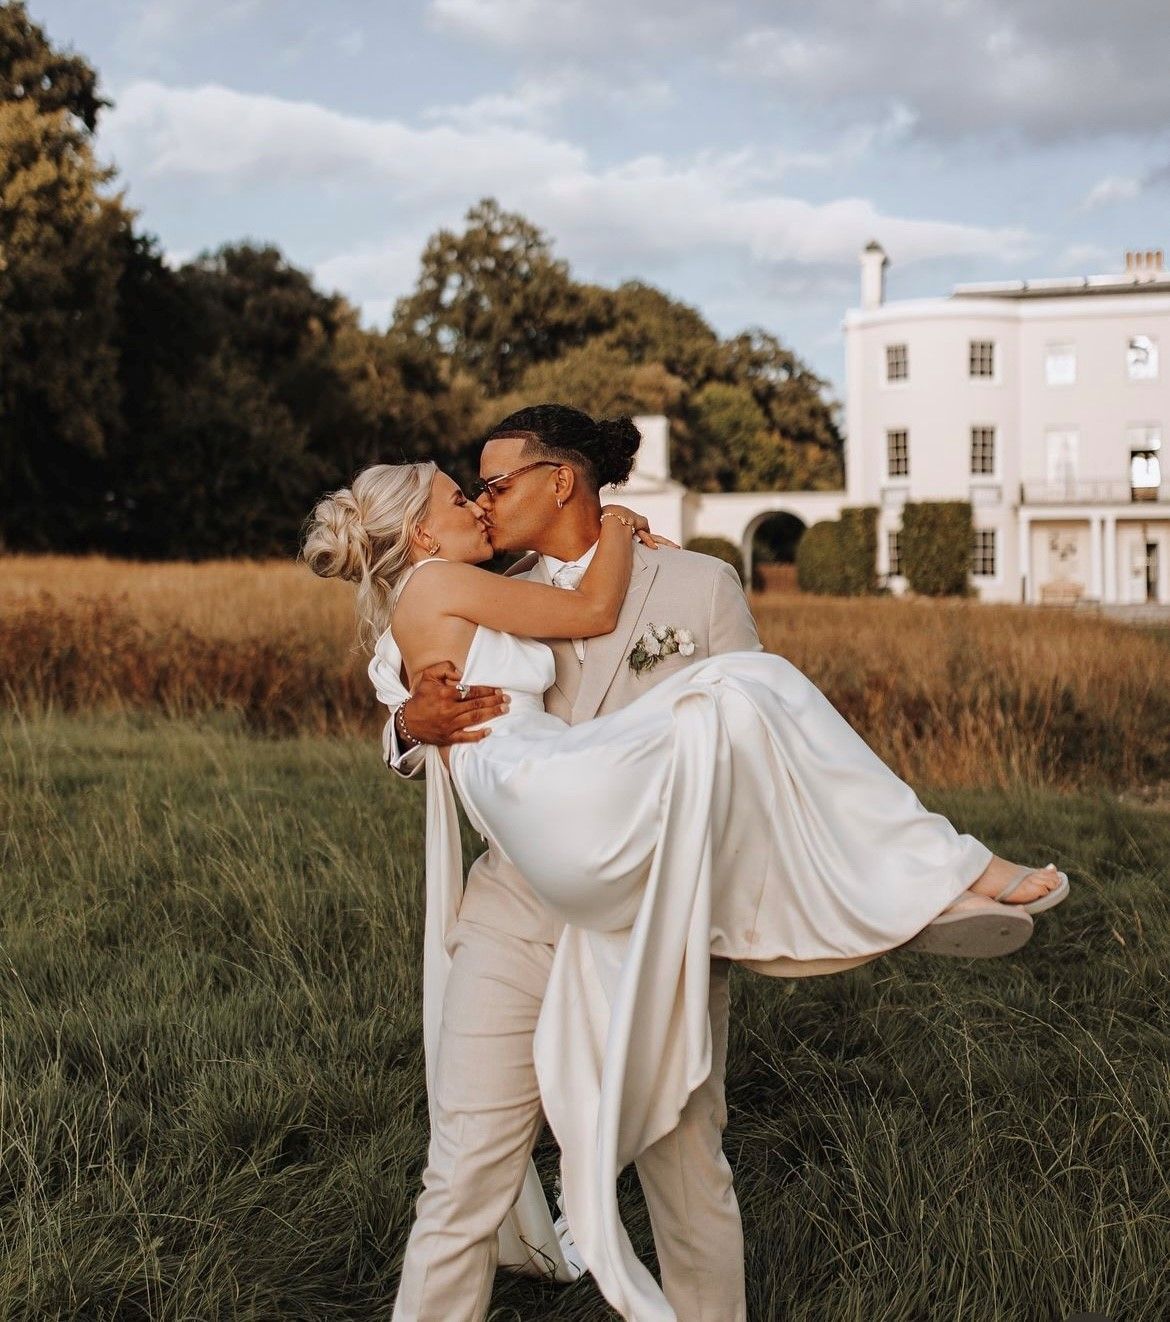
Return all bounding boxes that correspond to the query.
[601,505,676,550]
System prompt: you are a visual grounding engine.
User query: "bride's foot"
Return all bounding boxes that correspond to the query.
[969,856,1062,905]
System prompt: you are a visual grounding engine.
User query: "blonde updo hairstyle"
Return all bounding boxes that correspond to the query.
[301,461,437,650]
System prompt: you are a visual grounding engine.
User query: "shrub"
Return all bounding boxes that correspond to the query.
[795,521,847,594]
[795,506,878,595]
[685,536,745,583]
[837,506,879,595]
[901,502,973,596]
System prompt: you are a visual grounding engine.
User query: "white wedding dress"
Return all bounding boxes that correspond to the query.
[371,558,993,1322]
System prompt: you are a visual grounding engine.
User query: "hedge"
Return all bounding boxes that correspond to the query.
[900,501,973,596]
[795,506,878,595]
[685,536,745,583]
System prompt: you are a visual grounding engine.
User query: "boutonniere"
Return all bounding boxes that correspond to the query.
[627,623,695,676]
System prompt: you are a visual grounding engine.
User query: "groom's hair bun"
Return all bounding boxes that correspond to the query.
[485,404,641,491]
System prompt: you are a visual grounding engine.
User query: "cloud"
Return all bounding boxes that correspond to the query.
[102,80,1030,329]
[1078,174,1144,212]
[427,0,1170,142]
[103,80,585,201]
[719,1,1170,144]
[1052,242,1114,270]
[314,234,430,315]
[117,0,274,58]
[428,0,571,46]
[426,0,721,53]
[424,69,673,131]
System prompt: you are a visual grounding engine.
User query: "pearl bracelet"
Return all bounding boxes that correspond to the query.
[395,700,418,749]
[600,511,635,530]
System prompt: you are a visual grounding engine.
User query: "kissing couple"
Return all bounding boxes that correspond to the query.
[303,404,1069,1321]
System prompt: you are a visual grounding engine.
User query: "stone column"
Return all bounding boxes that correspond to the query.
[1103,514,1118,603]
[1089,514,1103,600]
[1017,512,1031,604]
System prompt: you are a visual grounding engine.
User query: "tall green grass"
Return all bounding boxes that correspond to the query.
[1,714,1167,1319]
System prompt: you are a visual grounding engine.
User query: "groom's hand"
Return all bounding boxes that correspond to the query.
[401,661,509,746]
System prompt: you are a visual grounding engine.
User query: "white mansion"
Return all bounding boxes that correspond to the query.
[608,245,1169,606]
[845,243,1170,605]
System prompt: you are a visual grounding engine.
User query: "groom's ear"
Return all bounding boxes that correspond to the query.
[553,463,577,503]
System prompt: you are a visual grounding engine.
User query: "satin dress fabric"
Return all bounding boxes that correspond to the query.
[372,563,992,1322]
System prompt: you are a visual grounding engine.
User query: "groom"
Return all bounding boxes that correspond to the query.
[384,406,773,1320]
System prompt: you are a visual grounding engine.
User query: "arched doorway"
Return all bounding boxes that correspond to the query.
[744,510,807,591]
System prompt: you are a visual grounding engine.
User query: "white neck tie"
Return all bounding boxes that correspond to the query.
[551,563,587,661]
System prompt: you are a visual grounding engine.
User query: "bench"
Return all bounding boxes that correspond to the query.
[1039,580,1085,605]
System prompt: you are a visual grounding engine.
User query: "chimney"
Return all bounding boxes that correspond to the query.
[1125,248,1166,280]
[631,414,670,482]
[861,240,888,309]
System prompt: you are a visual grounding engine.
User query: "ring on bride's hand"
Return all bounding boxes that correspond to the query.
[455,682,471,701]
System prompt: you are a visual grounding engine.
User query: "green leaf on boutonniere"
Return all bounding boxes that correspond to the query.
[627,622,696,676]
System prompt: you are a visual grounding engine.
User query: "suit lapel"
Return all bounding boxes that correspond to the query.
[572,545,659,723]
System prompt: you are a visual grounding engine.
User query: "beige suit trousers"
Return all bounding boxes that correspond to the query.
[391,917,745,1322]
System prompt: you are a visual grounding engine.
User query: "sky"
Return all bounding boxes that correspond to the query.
[27,0,1170,406]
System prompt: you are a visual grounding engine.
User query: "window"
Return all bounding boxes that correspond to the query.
[1045,341,1076,386]
[887,530,902,577]
[1046,429,1079,490]
[886,428,909,478]
[969,340,996,379]
[971,528,997,577]
[1127,335,1159,380]
[886,343,908,382]
[970,426,996,476]
[1128,424,1162,500]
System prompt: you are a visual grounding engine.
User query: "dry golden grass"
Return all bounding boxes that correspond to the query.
[0,553,358,653]
[752,593,1170,789]
[3,554,1168,790]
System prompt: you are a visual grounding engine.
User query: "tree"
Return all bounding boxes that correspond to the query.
[717,330,844,489]
[0,2,107,129]
[488,338,685,430]
[393,198,612,394]
[123,350,319,559]
[0,111,128,547]
[0,3,130,547]
[684,382,777,491]
[607,280,721,385]
[335,323,486,494]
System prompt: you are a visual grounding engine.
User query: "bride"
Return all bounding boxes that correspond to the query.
[302,460,1068,1321]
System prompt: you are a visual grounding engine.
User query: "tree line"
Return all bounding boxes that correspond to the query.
[0,2,844,560]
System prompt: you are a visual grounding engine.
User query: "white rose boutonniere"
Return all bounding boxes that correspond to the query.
[628,623,694,676]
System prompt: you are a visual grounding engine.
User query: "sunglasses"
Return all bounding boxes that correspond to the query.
[470,460,562,500]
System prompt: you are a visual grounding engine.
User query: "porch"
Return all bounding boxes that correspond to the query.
[1018,505,1170,605]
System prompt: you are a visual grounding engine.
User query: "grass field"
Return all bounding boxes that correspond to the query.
[2,555,1168,1318]
[1,712,1168,1320]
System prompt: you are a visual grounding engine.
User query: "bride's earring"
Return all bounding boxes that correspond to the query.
[419,530,440,554]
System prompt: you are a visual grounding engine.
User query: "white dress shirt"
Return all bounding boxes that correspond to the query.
[542,539,599,663]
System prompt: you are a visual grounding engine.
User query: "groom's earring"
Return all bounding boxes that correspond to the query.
[556,498,564,509]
